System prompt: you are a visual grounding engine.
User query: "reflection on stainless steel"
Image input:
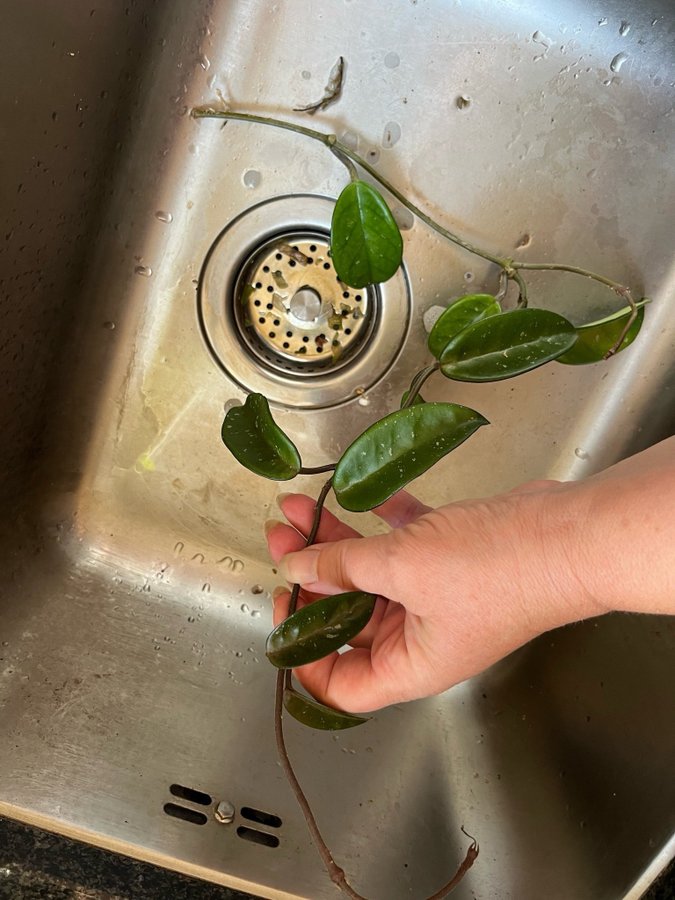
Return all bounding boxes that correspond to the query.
[0,2,673,899]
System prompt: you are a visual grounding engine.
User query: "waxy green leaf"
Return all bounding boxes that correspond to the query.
[283,687,369,730]
[330,180,403,288]
[557,303,646,365]
[440,308,577,382]
[266,591,377,668]
[333,402,488,512]
[221,393,301,480]
[428,294,501,359]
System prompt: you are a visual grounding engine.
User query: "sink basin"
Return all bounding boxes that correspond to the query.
[1,1,673,898]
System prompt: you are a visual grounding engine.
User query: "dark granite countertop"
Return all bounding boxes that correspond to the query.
[0,815,672,899]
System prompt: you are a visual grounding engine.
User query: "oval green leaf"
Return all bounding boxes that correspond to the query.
[330,180,403,288]
[283,687,369,730]
[557,303,646,365]
[428,294,501,359]
[440,308,577,382]
[266,591,377,668]
[221,393,301,480]
[333,402,488,512]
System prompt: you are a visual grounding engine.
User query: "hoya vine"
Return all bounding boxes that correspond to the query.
[194,102,647,899]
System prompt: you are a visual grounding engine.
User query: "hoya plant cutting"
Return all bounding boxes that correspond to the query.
[194,95,645,899]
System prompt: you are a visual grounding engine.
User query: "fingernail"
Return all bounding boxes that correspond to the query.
[263,518,283,537]
[272,585,288,600]
[275,492,294,510]
[279,547,320,586]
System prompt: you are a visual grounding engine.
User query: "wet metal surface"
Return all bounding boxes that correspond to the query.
[0,2,674,899]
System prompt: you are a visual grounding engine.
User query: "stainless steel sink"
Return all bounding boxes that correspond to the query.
[1,1,674,898]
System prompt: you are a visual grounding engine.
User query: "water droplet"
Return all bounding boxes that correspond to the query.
[574,448,590,460]
[240,603,250,614]
[341,130,359,150]
[384,52,400,69]
[598,17,608,26]
[301,70,311,80]
[134,265,153,278]
[464,272,474,282]
[366,147,381,164]
[187,616,196,623]
[382,121,401,148]
[155,210,173,223]
[251,609,261,618]
[532,30,551,48]
[610,51,628,73]
[251,584,264,595]
[199,54,210,70]
[357,395,370,407]
[456,95,471,110]
[619,20,630,36]
[243,169,261,189]
[235,650,243,658]
[102,320,116,330]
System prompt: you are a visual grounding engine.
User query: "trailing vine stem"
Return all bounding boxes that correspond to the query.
[192,105,639,354]
[402,363,440,408]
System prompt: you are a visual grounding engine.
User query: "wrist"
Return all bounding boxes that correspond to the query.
[525,483,608,628]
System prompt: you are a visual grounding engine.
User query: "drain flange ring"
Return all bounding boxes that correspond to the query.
[198,194,410,409]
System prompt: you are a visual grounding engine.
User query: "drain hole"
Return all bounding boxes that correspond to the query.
[236,826,280,848]
[169,783,212,806]
[241,807,282,828]
[163,803,208,825]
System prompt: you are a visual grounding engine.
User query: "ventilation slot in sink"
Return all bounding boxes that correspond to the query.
[169,783,212,805]
[236,826,280,848]
[236,805,282,848]
[163,803,208,826]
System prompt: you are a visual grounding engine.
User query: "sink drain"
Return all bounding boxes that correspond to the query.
[198,194,410,408]
[234,233,375,374]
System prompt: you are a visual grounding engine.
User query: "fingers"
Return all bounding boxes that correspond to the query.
[278,493,361,542]
[279,533,394,596]
[290,606,414,713]
[266,493,362,564]
[373,490,432,527]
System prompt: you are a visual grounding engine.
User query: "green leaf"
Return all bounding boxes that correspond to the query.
[557,303,646,365]
[221,393,301,480]
[333,402,488,512]
[440,308,577,382]
[283,687,369,730]
[427,294,501,359]
[266,591,377,668]
[330,180,403,288]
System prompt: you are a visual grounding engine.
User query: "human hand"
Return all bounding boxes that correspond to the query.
[265,480,602,713]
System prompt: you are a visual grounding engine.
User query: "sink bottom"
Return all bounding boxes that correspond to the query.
[1,0,674,898]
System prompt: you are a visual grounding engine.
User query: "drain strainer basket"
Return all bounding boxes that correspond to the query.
[198,194,410,409]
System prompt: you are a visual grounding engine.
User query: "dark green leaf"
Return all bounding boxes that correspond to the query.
[440,308,576,382]
[330,180,403,288]
[428,294,501,359]
[283,687,369,730]
[333,403,488,512]
[266,591,376,668]
[221,393,301,480]
[400,389,425,408]
[557,303,646,365]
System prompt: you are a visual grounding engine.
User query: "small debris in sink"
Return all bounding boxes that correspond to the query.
[294,56,345,115]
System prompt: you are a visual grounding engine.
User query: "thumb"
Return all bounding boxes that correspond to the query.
[279,534,393,596]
